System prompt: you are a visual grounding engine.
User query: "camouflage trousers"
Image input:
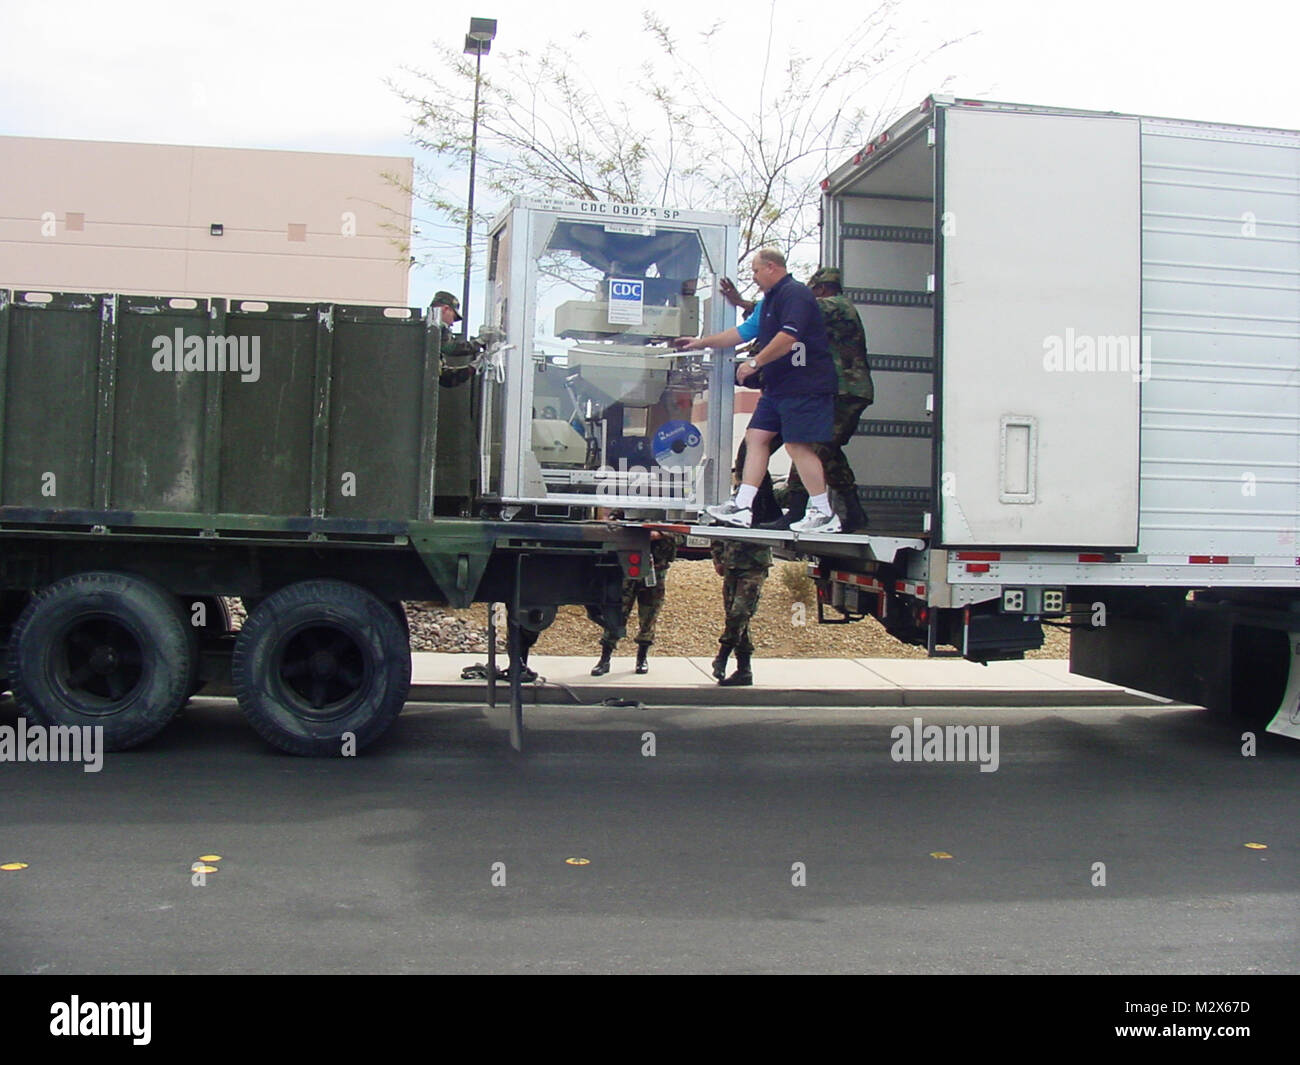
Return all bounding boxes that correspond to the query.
[587,577,666,646]
[720,568,768,653]
[787,394,872,493]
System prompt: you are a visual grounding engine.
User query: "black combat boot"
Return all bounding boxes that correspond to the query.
[635,641,651,674]
[711,643,731,681]
[591,642,614,676]
[832,486,870,534]
[720,650,753,686]
[759,490,808,531]
[518,647,538,683]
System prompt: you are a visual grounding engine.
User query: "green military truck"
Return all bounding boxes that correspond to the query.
[0,286,651,755]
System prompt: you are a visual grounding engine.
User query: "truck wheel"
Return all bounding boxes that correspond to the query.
[6,572,194,751]
[232,580,411,756]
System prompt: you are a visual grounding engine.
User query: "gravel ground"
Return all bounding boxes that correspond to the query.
[231,558,1067,661]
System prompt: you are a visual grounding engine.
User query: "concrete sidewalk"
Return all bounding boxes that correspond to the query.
[409,653,1162,708]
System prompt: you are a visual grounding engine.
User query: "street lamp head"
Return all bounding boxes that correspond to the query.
[464,17,497,54]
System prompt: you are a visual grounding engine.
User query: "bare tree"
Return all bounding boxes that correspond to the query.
[391,2,971,286]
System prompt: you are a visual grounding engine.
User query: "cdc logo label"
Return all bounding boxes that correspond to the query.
[608,278,645,325]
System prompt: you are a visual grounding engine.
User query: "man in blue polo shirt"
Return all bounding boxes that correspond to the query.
[677,248,840,533]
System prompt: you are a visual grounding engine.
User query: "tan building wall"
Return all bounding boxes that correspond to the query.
[0,136,413,305]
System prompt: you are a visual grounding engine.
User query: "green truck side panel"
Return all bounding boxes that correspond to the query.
[0,293,446,524]
[217,304,316,516]
[112,298,208,512]
[328,315,426,520]
[2,292,103,509]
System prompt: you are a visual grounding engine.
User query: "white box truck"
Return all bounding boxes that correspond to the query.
[699,95,1300,739]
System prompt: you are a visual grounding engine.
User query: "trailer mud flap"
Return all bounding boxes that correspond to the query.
[1265,633,1300,740]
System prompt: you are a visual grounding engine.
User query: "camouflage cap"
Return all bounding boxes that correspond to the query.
[808,266,842,288]
[432,290,463,320]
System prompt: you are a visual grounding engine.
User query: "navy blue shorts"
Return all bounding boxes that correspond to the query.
[748,392,834,443]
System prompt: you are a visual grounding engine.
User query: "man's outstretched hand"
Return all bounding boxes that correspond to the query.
[718,277,755,314]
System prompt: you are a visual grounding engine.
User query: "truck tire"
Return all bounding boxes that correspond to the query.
[389,601,411,646]
[232,580,411,756]
[0,590,32,693]
[1229,625,1290,722]
[6,571,194,751]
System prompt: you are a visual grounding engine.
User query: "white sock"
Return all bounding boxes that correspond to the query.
[810,492,830,514]
[735,484,758,509]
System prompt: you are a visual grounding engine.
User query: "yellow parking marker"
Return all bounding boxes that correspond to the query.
[191,863,219,874]
[1244,843,1268,850]
[198,854,222,862]
[1,862,28,871]
[565,858,591,866]
[930,852,953,860]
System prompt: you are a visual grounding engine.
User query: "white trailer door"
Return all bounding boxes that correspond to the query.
[939,107,1142,548]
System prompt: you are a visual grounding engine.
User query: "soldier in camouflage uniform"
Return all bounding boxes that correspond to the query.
[778,267,873,531]
[710,537,772,685]
[431,291,482,387]
[588,530,681,675]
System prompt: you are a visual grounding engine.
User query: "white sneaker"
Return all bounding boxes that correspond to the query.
[704,499,753,527]
[790,506,841,534]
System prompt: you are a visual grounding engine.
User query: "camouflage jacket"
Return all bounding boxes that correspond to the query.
[711,538,772,572]
[817,294,873,403]
[438,325,481,387]
[648,532,681,574]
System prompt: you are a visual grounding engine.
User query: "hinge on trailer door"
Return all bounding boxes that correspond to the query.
[927,128,936,147]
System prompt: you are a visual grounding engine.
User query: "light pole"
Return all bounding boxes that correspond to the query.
[461,17,497,338]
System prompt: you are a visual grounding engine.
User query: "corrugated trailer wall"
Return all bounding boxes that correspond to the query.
[1138,119,1300,558]
[0,290,445,525]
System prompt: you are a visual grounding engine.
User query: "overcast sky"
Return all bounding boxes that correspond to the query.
[1,0,1296,310]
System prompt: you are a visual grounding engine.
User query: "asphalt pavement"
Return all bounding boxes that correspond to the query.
[1,689,1295,975]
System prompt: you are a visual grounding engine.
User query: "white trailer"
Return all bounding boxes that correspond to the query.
[697,96,1300,739]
